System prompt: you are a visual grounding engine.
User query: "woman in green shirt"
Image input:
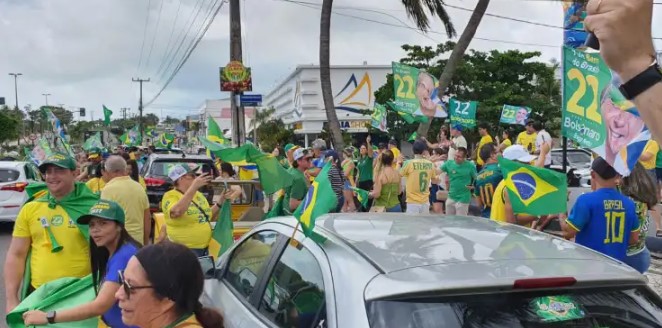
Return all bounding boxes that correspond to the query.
[356,136,374,211]
[370,150,402,212]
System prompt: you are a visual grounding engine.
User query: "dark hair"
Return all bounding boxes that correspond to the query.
[412,140,428,155]
[526,121,535,127]
[378,142,387,150]
[388,139,397,146]
[479,143,497,162]
[91,222,141,295]
[456,147,468,156]
[432,148,444,156]
[478,122,489,130]
[120,153,130,161]
[533,121,544,131]
[621,162,659,208]
[126,159,140,183]
[135,241,224,328]
[380,149,394,166]
[502,129,511,137]
[220,162,236,177]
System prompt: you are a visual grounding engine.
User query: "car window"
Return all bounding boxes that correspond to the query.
[367,286,662,328]
[550,154,562,166]
[258,242,326,328]
[149,160,215,178]
[225,230,279,301]
[0,169,20,183]
[567,152,591,166]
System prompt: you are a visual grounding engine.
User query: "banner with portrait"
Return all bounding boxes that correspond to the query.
[371,103,388,132]
[391,62,447,118]
[500,104,531,126]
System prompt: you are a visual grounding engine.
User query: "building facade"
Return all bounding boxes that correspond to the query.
[263,64,390,146]
[197,98,255,140]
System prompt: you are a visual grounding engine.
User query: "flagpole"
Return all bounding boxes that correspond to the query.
[289,221,301,248]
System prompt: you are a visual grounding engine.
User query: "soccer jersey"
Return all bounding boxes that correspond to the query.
[567,188,639,261]
[400,157,437,204]
[516,131,537,154]
[474,163,503,218]
[440,160,477,204]
[476,135,494,167]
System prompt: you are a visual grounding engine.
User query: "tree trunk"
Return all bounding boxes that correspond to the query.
[319,0,345,156]
[417,0,491,137]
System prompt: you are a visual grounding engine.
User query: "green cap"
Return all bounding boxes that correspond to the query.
[38,152,77,172]
[77,199,125,225]
[88,147,101,154]
[284,143,295,152]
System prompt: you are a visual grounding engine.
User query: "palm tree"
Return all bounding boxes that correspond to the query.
[249,107,276,146]
[319,0,457,155]
[417,0,491,137]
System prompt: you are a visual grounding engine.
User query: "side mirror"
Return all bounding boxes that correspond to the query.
[198,255,215,279]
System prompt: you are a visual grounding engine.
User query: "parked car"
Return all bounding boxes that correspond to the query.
[199,214,662,328]
[141,154,219,212]
[152,147,184,155]
[550,148,592,187]
[0,161,42,222]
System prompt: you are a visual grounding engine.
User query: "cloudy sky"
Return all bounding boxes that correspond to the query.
[1,0,660,121]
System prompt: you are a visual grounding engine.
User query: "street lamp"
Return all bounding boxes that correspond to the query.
[42,93,51,106]
[8,73,22,110]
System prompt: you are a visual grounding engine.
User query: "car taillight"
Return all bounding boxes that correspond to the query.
[513,277,576,289]
[145,177,166,187]
[0,182,28,192]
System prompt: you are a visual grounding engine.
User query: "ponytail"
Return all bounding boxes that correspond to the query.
[194,302,224,328]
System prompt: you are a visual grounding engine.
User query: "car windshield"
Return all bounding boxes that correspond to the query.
[367,287,662,328]
[567,152,591,167]
[148,160,215,178]
[0,169,20,183]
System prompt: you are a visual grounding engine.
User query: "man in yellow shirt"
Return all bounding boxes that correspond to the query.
[4,153,97,313]
[516,121,537,154]
[400,141,439,214]
[388,139,401,168]
[100,156,151,245]
[476,123,494,169]
[638,139,659,183]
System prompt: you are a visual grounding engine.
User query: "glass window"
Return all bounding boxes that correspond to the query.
[367,287,662,328]
[225,230,278,301]
[0,169,20,183]
[259,243,326,328]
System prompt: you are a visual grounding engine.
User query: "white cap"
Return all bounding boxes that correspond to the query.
[293,148,311,161]
[502,145,537,163]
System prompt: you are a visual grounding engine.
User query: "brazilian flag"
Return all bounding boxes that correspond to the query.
[350,187,370,208]
[294,162,337,239]
[498,157,567,216]
[208,199,234,261]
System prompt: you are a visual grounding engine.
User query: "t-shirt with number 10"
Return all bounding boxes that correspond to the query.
[400,157,437,205]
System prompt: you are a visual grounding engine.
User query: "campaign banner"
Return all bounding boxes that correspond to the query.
[563,1,588,48]
[391,62,447,118]
[500,104,531,126]
[449,98,477,128]
[562,46,649,175]
[371,103,388,132]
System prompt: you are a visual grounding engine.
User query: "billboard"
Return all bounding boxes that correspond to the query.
[220,61,252,92]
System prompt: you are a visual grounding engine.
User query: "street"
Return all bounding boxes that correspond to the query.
[0,223,14,319]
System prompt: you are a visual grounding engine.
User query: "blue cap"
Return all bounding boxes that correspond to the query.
[452,124,463,131]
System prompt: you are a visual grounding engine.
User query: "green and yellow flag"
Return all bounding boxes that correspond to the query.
[208,199,234,261]
[408,131,418,142]
[103,105,112,126]
[207,117,228,145]
[293,162,337,238]
[264,189,286,219]
[498,157,567,216]
[350,187,370,208]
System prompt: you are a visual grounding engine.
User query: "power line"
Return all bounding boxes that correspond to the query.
[136,0,152,73]
[144,0,166,70]
[145,0,226,107]
[158,0,183,72]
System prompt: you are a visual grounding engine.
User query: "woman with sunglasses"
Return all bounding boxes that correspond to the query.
[115,241,224,328]
[22,199,141,327]
[162,163,220,257]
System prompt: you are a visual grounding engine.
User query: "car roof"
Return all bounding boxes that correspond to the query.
[148,154,211,160]
[0,161,28,168]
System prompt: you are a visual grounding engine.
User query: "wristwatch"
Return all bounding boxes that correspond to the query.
[619,60,662,100]
[46,311,57,324]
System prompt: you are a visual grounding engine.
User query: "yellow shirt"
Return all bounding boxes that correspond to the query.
[239,166,257,180]
[476,135,494,166]
[490,180,533,227]
[639,140,659,170]
[516,131,537,154]
[85,178,106,194]
[13,202,91,288]
[138,176,146,190]
[101,176,149,244]
[162,190,212,249]
[501,139,512,149]
[400,157,436,204]
[175,314,202,327]
[390,147,401,168]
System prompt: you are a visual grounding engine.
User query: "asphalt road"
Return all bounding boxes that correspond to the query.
[0,222,14,319]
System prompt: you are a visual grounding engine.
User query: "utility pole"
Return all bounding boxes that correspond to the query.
[42,93,51,106]
[132,78,150,142]
[9,73,22,145]
[121,107,129,120]
[229,0,245,146]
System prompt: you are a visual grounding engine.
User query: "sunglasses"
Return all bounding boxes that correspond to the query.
[118,270,153,299]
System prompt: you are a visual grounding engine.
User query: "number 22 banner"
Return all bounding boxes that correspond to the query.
[391,62,447,119]
[500,104,531,126]
[449,98,477,128]
[562,46,649,176]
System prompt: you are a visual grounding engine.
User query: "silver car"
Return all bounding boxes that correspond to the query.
[200,214,662,327]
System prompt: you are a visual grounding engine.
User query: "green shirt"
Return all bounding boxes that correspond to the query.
[441,160,477,203]
[284,167,308,213]
[474,163,503,217]
[656,150,662,169]
[357,156,374,182]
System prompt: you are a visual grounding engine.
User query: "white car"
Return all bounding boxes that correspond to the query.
[0,161,42,222]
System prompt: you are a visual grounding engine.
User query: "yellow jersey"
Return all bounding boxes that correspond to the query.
[501,138,512,149]
[490,180,533,227]
[639,140,659,170]
[162,190,212,249]
[400,157,436,204]
[13,202,91,288]
[476,135,494,166]
[85,178,106,194]
[101,176,150,245]
[516,131,537,154]
[390,147,401,168]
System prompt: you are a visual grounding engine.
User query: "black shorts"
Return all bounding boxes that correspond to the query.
[656,168,662,183]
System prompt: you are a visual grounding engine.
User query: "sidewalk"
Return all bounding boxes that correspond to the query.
[647,255,662,294]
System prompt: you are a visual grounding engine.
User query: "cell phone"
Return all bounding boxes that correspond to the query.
[585,33,600,50]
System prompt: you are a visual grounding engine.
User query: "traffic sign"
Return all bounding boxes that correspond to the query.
[240,94,262,107]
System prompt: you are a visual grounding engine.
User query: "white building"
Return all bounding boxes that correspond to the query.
[198,98,256,140]
[263,64,390,146]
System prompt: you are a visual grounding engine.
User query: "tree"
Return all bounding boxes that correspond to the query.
[0,105,25,142]
[417,0,491,136]
[0,110,19,145]
[144,113,160,126]
[255,119,294,152]
[163,116,181,124]
[250,107,276,145]
[374,44,562,145]
[319,0,456,155]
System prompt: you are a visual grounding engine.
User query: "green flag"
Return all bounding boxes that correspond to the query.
[386,101,429,124]
[500,104,532,126]
[293,162,337,238]
[82,132,103,151]
[103,105,112,126]
[449,98,478,128]
[120,125,142,146]
[207,117,228,145]
[350,187,370,208]
[208,199,234,261]
[7,275,98,328]
[265,191,285,219]
[154,133,175,148]
[408,131,418,142]
[498,157,567,216]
